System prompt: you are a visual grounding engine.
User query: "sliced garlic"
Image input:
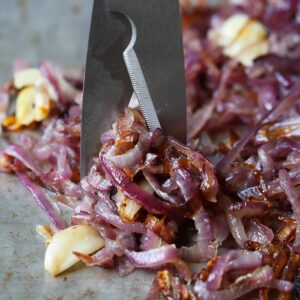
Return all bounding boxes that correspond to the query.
[237,39,269,67]
[15,86,50,126]
[3,67,55,130]
[209,14,250,47]
[120,196,142,222]
[116,190,142,222]
[15,87,36,125]
[116,180,153,222]
[209,14,269,66]
[14,68,43,89]
[44,225,104,276]
[224,21,268,57]
[33,88,50,121]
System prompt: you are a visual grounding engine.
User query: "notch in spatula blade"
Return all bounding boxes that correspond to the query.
[109,0,186,141]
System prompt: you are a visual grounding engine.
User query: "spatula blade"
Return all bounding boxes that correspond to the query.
[81,0,186,177]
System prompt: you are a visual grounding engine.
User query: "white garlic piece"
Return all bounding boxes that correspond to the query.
[14,68,43,89]
[209,14,269,66]
[237,40,269,67]
[116,179,153,222]
[209,14,250,47]
[15,86,51,125]
[224,20,268,57]
[44,225,104,276]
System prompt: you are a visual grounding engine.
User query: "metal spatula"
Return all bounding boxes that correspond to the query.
[80,0,186,177]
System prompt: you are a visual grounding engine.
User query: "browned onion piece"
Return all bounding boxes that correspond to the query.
[125,245,191,281]
[228,200,270,218]
[279,169,300,253]
[100,154,183,221]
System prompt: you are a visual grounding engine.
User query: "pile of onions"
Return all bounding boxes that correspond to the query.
[0,0,300,299]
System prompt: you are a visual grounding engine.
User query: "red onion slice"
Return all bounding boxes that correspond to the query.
[174,168,199,202]
[109,130,157,169]
[279,169,300,252]
[217,85,300,174]
[143,172,184,205]
[17,172,66,231]
[125,245,191,280]
[180,243,217,263]
[194,206,213,243]
[169,137,218,202]
[194,266,281,300]
[223,197,248,248]
[246,219,274,244]
[95,193,147,234]
[140,231,162,251]
[227,251,262,271]
[101,155,183,221]
[228,200,270,218]
[115,256,135,277]
[40,61,79,104]
[206,250,240,291]
[74,247,114,267]
[187,61,237,138]
[3,145,41,174]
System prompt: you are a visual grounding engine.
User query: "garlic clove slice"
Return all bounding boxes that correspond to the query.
[224,20,268,58]
[15,86,51,126]
[237,40,269,67]
[44,225,104,276]
[14,68,43,89]
[208,13,269,67]
[209,14,250,47]
[15,87,36,125]
[33,89,50,122]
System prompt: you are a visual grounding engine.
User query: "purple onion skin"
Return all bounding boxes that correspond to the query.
[100,154,183,222]
[95,193,147,234]
[17,172,66,231]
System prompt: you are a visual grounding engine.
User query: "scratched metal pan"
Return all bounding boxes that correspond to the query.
[0,1,155,299]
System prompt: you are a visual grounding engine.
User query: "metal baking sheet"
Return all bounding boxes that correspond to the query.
[0,0,92,85]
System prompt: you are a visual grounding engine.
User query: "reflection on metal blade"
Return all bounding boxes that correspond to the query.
[81,0,186,177]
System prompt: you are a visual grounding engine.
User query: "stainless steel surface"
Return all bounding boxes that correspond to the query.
[81,0,186,176]
[123,15,161,132]
[0,0,92,84]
